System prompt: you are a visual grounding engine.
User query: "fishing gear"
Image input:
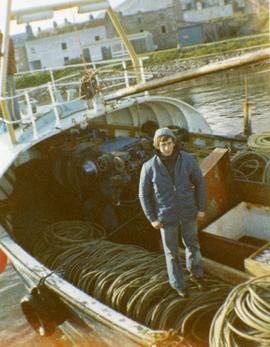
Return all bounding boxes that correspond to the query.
[32,219,232,345]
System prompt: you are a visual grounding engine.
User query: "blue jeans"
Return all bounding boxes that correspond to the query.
[160,219,203,291]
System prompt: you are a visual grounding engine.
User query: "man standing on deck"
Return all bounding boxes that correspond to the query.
[139,127,207,297]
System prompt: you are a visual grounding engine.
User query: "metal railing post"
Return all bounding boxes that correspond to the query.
[138,58,146,84]
[24,91,38,139]
[48,82,61,128]
[243,77,252,136]
[139,57,149,95]
[49,69,56,90]
[122,60,130,88]
[91,62,100,88]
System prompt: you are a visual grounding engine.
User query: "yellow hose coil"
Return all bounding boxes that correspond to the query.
[247,132,270,153]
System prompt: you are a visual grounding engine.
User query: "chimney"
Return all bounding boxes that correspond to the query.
[25,23,35,39]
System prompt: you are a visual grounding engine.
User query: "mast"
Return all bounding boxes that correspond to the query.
[0,0,17,144]
[106,7,141,84]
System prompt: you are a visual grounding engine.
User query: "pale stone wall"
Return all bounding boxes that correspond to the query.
[183,4,233,22]
[105,8,180,50]
[26,27,106,69]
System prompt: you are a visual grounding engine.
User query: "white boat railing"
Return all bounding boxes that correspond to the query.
[23,91,38,139]
[0,56,152,142]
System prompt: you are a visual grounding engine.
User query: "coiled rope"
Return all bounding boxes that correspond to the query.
[248,132,270,153]
[32,220,232,345]
[231,151,270,183]
[209,275,270,347]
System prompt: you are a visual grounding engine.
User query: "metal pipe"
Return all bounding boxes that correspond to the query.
[105,48,270,101]
[15,57,139,76]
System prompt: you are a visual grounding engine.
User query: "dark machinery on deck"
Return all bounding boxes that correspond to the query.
[43,126,154,231]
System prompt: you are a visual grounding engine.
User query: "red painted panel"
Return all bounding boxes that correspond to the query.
[0,249,8,273]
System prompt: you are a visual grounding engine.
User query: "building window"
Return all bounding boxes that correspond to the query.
[31,60,41,70]
[112,43,122,52]
[159,13,165,19]
[95,35,100,41]
[161,25,167,33]
[138,17,142,24]
[64,56,69,63]
[111,42,127,58]
[61,42,67,50]
[30,47,36,54]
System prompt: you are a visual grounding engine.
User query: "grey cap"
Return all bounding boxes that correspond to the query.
[153,127,176,143]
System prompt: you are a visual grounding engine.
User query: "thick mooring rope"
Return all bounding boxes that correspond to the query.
[209,275,270,347]
[231,151,270,183]
[33,220,232,345]
[248,132,270,153]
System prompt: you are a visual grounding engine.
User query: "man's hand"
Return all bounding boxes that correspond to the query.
[151,220,163,229]
[197,211,205,222]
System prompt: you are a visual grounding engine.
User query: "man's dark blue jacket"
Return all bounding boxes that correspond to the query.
[139,150,206,225]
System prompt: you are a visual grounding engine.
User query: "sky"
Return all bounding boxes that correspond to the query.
[0,0,125,35]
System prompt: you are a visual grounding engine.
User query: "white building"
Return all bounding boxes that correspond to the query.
[25,25,155,70]
[26,26,107,69]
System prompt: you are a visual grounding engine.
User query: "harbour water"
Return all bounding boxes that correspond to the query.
[0,264,70,347]
[1,67,270,346]
[164,65,270,136]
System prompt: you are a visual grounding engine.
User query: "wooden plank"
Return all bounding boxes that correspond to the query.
[204,256,251,284]
[199,231,259,271]
[179,247,251,284]
[200,148,236,228]
[235,180,270,206]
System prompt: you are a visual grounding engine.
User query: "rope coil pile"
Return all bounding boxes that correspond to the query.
[231,131,270,184]
[209,275,270,347]
[231,151,270,183]
[248,132,270,153]
[33,220,232,345]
